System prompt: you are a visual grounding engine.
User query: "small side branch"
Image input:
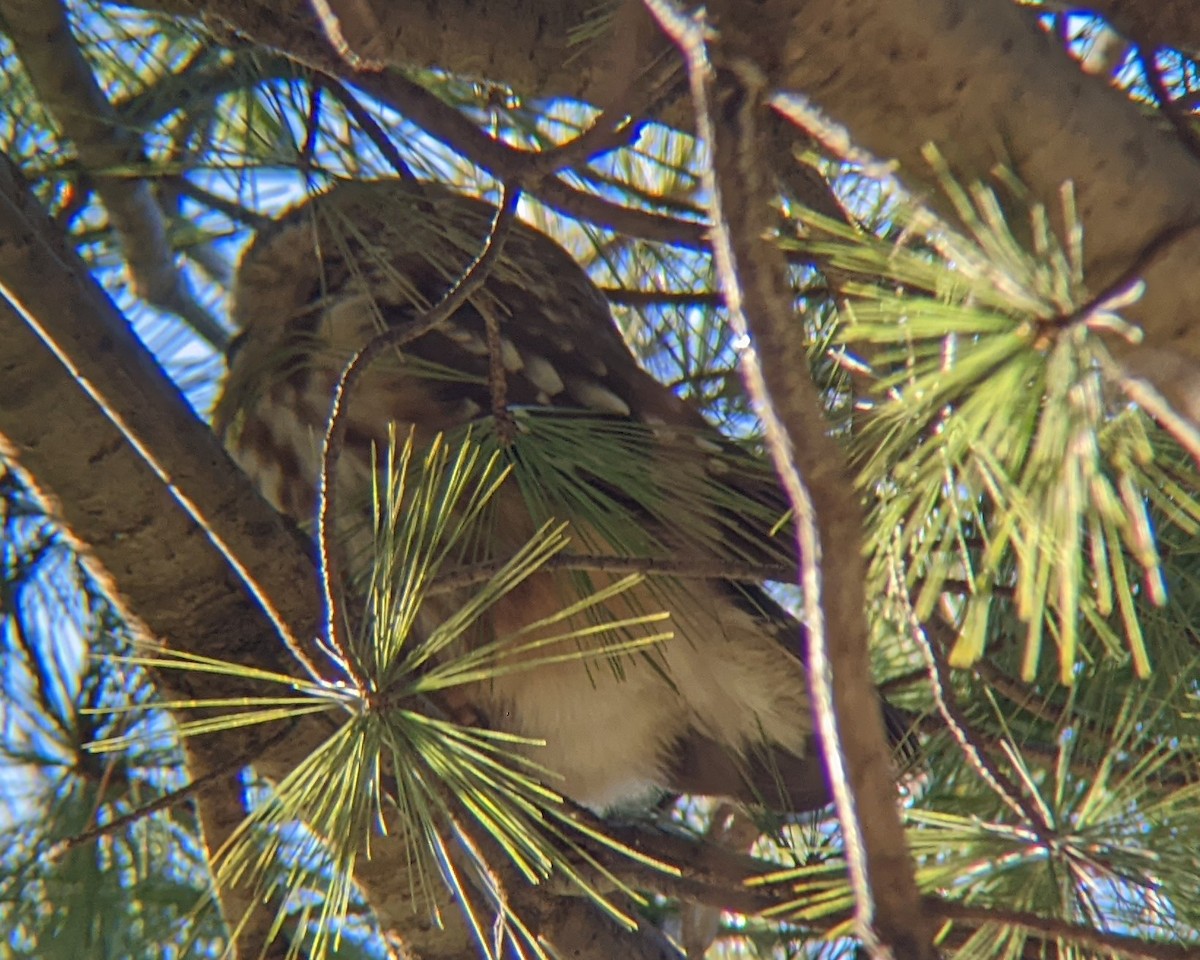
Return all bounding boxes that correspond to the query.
[931,897,1200,960]
[351,70,709,249]
[887,551,1055,835]
[642,2,933,957]
[316,184,522,690]
[49,723,295,860]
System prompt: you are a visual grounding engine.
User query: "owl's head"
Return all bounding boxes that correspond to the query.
[214,178,698,443]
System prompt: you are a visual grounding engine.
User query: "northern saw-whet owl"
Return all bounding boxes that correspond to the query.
[214,178,897,812]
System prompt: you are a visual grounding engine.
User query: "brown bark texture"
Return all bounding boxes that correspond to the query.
[5,0,1200,956]
[130,0,1200,426]
[0,155,485,959]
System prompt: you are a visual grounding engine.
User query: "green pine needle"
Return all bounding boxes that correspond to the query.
[92,425,684,960]
[786,160,1200,682]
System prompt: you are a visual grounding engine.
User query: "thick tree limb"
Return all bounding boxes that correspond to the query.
[117,0,1200,430]
[707,0,1200,429]
[1085,0,1200,55]
[0,156,327,681]
[0,160,314,957]
[150,0,677,127]
[0,152,485,958]
[0,150,735,960]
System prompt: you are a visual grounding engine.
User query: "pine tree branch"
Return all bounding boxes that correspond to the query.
[0,0,227,347]
[643,3,933,956]
[48,723,296,861]
[930,897,1200,960]
[0,155,327,685]
[0,174,309,958]
[349,70,710,249]
[720,0,1200,433]
[549,813,1200,960]
[103,0,1200,427]
[0,150,482,958]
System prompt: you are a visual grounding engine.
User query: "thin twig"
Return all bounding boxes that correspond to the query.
[1048,216,1200,332]
[601,287,721,308]
[969,658,1064,726]
[554,811,791,916]
[477,300,515,441]
[930,897,1200,960]
[521,103,640,178]
[48,722,295,860]
[938,576,1016,600]
[321,75,417,180]
[889,555,1053,833]
[300,78,324,178]
[163,177,273,231]
[316,184,522,692]
[680,803,762,958]
[874,667,929,698]
[351,70,709,249]
[518,51,681,179]
[578,164,705,219]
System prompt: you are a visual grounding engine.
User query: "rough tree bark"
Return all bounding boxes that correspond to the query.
[121,0,1200,429]
[0,155,480,959]
[6,0,1200,956]
[0,151,691,960]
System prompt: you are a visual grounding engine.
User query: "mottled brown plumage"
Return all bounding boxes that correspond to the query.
[215,178,841,811]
